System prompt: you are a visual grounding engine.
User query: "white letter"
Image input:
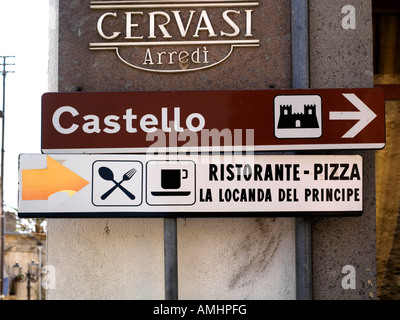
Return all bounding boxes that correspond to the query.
[82,115,101,134]
[174,107,184,132]
[186,113,205,132]
[342,5,356,30]
[123,109,137,133]
[341,265,356,289]
[97,12,121,40]
[149,11,172,39]
[103,115,121,134]
[194,10,217,37]
[221,10,240,37]
[140,114,158,133]
[161,107,171,132]
[125,12,143,39]
[52,106,79,134]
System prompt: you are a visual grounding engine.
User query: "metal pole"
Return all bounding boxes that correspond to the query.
[27,277,32,300]
[38,245,43,300]
[291,0,310,89]
[0,57,7,300]
[291,0,313,300]
[0,57,4,300]
[0,56,14,300]
[295,216,312,300]
[164,217,178,300]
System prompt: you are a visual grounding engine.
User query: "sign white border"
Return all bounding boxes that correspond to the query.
[18,154,363,218]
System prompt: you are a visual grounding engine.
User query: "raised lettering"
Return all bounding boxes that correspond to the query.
[125,12,143,39]
[173,10,196,37]
[149,11,172,39]
[143,48,155,65]
[245,10,253,36]
[97,12,121,40]
[221,10,240,37]
[193,10,217,37]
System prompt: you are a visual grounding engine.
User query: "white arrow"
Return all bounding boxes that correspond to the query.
[329,93,377,138]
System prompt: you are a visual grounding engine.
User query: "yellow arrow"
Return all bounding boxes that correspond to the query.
[22,156,89,200]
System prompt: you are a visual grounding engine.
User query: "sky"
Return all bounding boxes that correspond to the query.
[0,1,50,210]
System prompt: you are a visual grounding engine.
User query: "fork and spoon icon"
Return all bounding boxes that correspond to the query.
[98,167,137,200]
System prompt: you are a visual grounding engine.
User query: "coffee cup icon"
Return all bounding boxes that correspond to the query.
[161,169,188,190]
[148,161,194,200]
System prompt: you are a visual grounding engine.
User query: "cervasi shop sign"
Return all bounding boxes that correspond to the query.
[41,88,385,153]
[18,154,363,218]
[89,0,260,73]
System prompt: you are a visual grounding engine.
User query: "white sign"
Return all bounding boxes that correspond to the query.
[18,154,363,217]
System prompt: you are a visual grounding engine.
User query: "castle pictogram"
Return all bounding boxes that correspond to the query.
[277,104,319,129]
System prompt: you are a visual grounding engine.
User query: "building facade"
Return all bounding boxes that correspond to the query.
[42,0,395,300]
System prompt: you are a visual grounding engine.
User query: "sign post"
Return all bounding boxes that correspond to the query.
[291,0,312,300]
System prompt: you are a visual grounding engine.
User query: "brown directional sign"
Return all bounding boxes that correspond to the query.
[41,88,385,153]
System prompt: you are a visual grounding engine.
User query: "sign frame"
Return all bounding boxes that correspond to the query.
[41,88,385,154]
[18,153,364,219]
